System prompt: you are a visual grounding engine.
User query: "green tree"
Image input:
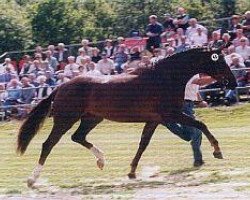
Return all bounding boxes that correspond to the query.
[0,0,32,53]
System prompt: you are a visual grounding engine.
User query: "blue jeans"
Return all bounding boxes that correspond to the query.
[225,81,245,101]
[164,101,203,162]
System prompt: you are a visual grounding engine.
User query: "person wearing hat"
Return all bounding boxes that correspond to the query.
[146,15,164,52]
[96,52,115,75]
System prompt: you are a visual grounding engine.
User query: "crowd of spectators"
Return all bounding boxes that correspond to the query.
[0,8,250,119]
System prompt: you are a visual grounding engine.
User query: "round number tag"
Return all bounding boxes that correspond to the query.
[211,53,219,61]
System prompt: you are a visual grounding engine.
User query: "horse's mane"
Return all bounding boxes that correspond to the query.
[153,47,209,69]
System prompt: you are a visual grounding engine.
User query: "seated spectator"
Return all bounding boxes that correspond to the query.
[91,47,102,63]
[45,71,56,86]
[29,60,41,76]
[19,55,32,76]
[161,13,176,40]
[165,47,175,57]
[129,46,141,61]
[28,73,39,87]
[79,39,93,57]
[209,31,224,48]
[39,60,54,74]
[113,44,128,73]
[190,27,208,46]
[96,52,115,75]
[0,58,16,74]
[56,73,70,85]
[235,37,250,61]
[86,63,102,76]
[0,84,8,103]
[104,39,114,58]
[4,79,21,107]
[173,7,190,31]
[64,56,79,78]
[225,57,247,104]
[221,33,232,47]
[225,51,245,67]
[20,77,36,104]
[0,66,18,83]
[34,53,43,63]
[186,18,207,40]
[228,15,243,40]
[48,45,57,57]
[114,37,126,54]
[146,15,164,52]
[36,75,52,100]
[175,36,190,53]
[34,45,45,59]
[232,29,249,47]
[76,48,87,66]
[55,43,69,70]
[84,56,96,72]
[45,50,58,71]
[242,11,250,39]
[150,48,164,64]
[175,28,185,47]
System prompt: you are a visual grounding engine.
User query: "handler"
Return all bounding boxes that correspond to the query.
[164,74,215,167]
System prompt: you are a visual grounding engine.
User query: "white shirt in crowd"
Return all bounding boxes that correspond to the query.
[235,46,250,61]
[190,33,208,46]
[64,63,79,77]
[186,25,207,40]
[76,55,87,66]
[37,84,52,100]
[185,74,200,101]
[96,59,115,75]
[224,53,245,67]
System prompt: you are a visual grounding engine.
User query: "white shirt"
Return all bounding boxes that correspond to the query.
[185,74,200,101]
[37,84,52,99]
[224,53,245,66]
[186,24,207,39]
[190,33,208,46]
[96,59,115,75]
[64,63,79,77]
[235,46,250,60]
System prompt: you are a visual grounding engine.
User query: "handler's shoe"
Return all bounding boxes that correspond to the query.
[193,160,204,167]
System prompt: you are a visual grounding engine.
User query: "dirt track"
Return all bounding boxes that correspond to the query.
[1,166,250,200]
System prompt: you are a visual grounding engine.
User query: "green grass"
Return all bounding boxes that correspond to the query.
[0,103,250,196]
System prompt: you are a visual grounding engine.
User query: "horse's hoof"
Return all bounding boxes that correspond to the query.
[97,158,104,170]
[128,173,136,179]
[27,177,35,188]
[213,151,223,159]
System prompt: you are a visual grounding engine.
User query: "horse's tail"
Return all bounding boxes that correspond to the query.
[17,88,58,155]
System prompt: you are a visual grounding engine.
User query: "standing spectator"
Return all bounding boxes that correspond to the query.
[20,77,36,104]
[186,18,207,40]
[174,7,190,31]
[91,47,102,63]
[190,28,208,46]
[79,39,92,57]
[161,13,176,39]
[146,15,164,52]
[45,50,58,71]
[55,43,69,70]
[96,52,115,75]
[64,56,79,78]
[36,75,52,100]
[229,15,243,40]
[104,39,114,58]
[242,11,250,39]
[235,37,250,61]
[232,29,248,47]
[113,44,128,73]
[114,37,126,54]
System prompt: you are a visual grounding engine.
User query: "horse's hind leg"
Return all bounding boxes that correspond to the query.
[71,114,104,169]
[27,117,78,188]
[128,122,158,179]
[163,113,223,159]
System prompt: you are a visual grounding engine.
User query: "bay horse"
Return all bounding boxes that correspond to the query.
[17,48,237,187]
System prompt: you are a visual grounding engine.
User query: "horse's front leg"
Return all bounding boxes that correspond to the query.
[162,113,223,159]
[128,122,158,179]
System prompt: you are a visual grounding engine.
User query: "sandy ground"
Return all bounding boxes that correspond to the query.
[1,166,250,200]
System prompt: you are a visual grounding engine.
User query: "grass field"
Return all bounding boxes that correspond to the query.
[0,104,250,199]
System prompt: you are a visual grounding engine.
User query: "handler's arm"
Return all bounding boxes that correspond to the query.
[191,76,215,86]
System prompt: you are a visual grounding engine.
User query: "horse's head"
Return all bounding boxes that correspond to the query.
[199,48,237,90]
